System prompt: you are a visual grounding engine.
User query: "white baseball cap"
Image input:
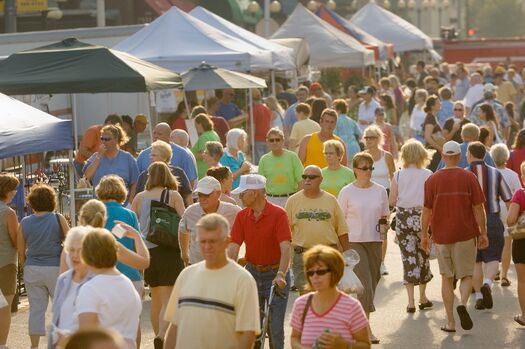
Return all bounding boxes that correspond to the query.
[231,174,266,194]
[442,141,461,155]
[193,176,221,195]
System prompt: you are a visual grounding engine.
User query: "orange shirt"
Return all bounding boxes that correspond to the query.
[304,132,343,168]
[75,125,102,164]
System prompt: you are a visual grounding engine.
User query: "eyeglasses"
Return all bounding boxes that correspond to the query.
[100,137,112,142]
[364,136,378,140]
[355,166,374,171]
[454,108,464,111]
[302,174,320,180]
[306,268,331,277]
[267,138,282,143]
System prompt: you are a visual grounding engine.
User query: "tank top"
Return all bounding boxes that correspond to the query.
[21,212,62,266]
[305,133,343,168]
[0,202,17,268]
[372,151,390,189]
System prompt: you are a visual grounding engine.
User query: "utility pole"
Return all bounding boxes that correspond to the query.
[5,0,16,33]
[97,0,106,27]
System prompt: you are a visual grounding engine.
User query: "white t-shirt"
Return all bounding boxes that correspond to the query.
[409,105,426,132]
[338,183,390,242]
[463,83,484,108]
[75,274,142,349]
[58,281,81,332]
[392,167,433,208]
[498,167,522,227]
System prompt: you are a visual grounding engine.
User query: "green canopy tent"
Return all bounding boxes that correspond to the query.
[0,38,182,94]
[0,38,182,225]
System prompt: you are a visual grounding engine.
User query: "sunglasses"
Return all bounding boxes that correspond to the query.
[267,138,282,143]
[306,268,331,277]
[355,166,374,171]
[302,174,320,180]
[454,108,464,111]
[100,137,112,142]
[364,136,378,140]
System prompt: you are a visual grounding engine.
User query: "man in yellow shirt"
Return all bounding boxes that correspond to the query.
[163,214,260,349]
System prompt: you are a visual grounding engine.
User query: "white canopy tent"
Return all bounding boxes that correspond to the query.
[189,6,296,71]
[271,4,375,68]
[114,6,273,72]
[351,2,441,61]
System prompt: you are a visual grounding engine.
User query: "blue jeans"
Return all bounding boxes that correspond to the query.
[245,265,290,349]
[253,141,268,165]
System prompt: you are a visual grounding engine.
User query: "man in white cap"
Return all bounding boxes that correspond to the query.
[421,141,488,333]
[227,174,292,349]
[179,176,241,265]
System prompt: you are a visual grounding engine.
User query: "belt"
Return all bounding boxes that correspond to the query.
[267,192,295,198]
[246,263,280,272]
[294,244,338,254]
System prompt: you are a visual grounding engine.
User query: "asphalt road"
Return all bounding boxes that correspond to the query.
[7,233,525,348]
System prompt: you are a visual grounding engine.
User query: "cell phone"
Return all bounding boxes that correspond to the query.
[111,224,127,239]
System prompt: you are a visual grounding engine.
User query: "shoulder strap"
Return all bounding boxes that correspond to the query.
[160,188,170,205]
[55,213,65,241]
[300,294,314,338]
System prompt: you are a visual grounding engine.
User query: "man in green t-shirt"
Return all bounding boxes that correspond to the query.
[258,128,304,207]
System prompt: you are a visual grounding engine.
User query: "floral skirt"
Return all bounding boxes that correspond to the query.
[395,207,433,285]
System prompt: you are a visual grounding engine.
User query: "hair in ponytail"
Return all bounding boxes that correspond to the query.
[79,199,107,228]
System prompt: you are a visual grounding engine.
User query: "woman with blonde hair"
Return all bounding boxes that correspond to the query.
[389,140,434,313]
[192,113,220,179]
[83,124,139,201]
[290,245,370,349]
[131,162,185,347]
[220,128,251,189]
[265,95,285,131]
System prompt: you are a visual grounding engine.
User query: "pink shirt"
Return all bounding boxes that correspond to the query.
[290,292,368,346]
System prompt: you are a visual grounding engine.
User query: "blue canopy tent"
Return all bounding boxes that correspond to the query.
[0,93,74,220]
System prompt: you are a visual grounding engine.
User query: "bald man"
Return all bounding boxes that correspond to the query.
[285,165,350,293]
[136,122,197,183]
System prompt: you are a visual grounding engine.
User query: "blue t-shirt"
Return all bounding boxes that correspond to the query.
[220,150,245,189]
[334,114,362,162]
[136,143,198,182]
[21,213,62,266]
[104,202,141,282]
[283,102,298,128]
[436,100,454,128]
[216,102,242,121]
[84,150,139,192]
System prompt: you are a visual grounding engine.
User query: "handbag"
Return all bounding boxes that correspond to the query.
[147,189,181,249]
[509,211,525,240]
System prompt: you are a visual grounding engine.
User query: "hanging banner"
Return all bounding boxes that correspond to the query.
[0,0,48,14]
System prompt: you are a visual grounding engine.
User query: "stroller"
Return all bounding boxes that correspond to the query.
[254,284,283,349]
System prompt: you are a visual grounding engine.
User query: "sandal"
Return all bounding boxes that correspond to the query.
[440,325,456,333]
[514,315,525,326]
[407,306,416,313]
[501,277,511,287]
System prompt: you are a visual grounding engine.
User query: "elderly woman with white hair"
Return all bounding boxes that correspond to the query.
[491,143,522,287]
[220,128,252,189]
[49,226,93,349]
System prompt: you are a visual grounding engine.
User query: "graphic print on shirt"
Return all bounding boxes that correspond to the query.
[296,209,332,221]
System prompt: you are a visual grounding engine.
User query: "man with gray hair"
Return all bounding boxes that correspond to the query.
[179,176,240,265]
[228,174,291,349]
[170,128,197,181]
[164,213,260,349]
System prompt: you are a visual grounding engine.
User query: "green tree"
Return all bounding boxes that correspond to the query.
[469,0,525,38]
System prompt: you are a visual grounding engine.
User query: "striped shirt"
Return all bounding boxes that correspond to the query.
[290,293,368,346]
[467,160,512,214]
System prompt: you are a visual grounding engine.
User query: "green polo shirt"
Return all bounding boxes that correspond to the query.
[321,166,356,197]
[258,149,303,195]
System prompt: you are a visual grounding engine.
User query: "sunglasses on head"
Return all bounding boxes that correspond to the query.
[306,268,331,277]
[355,166,374,171]
[302,174,320,180]
[267,138,282,143]
[100,137,112,142]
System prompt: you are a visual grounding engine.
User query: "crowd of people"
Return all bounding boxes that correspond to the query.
[2,60,525,348]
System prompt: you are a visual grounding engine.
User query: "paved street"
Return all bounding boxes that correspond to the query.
[7,233,525,348]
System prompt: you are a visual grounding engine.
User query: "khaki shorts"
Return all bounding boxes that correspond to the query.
[436,238,477,279]
[0,264,17,296]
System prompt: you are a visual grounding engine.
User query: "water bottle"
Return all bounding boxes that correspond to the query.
[313,329,330,349]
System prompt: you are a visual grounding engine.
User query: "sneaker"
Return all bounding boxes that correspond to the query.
[481,283,493,309]
[154,337,164,349]
[475,299,485,310]
[380,263,388,275]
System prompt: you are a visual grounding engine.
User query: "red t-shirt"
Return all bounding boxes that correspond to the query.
[75,124,102,164]
[507,148,525,187]
[210,116,230,146]
[171,118,188,132]
[230,201,291,265]
[249,103,272,142]
[424,167,486,244]
[511,188,525,213]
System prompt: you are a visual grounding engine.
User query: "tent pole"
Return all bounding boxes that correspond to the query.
[147,92,154,144]
[68,149,76,226]
[71,94,78,151]
[271,70,276,96]
[249,89,255,163]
